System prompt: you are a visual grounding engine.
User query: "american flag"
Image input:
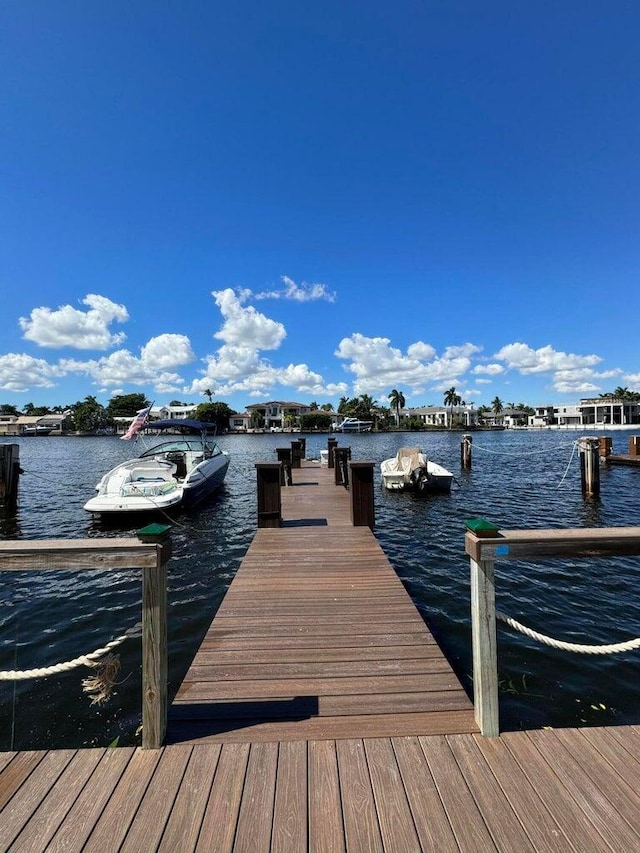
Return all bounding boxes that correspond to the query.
[120,405,152,440]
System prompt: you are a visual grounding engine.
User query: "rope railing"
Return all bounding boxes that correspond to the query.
[0,622,142,704]
[496,610,640,655]
[465,522,640,736]
[0,634,128,681]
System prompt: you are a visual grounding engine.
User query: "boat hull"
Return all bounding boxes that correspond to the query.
[380,448,453,494]
[84,442,230,516]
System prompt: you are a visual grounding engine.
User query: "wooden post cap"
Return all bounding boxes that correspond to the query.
[465,518,499,537]
[137,523,172,542]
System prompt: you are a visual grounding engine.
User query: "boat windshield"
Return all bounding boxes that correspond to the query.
[139,438,222,458]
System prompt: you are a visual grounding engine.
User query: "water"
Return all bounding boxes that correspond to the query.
[1,429,639,749]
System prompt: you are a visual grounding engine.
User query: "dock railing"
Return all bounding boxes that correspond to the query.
[465,522,640,736]
[0,526,172,749]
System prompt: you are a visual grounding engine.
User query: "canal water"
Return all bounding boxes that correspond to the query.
[1,429,639,750]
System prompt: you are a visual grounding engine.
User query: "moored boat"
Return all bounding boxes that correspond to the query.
[84,419,229,516]
[380,446,453,493]
[333,417,374,433]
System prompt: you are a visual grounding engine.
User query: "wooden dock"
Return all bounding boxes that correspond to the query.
[606,453,640,467]
[3,459,640,850]
[168,462,476,744]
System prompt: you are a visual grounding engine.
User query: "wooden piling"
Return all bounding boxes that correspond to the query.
[461,434,473,469]
[0,444,20,512]
[290,439,303,469]
[327,437,337,468]
[349,461,375,528]
[334,446,351,487]
[256,463,282,528]
[579,437,600,497]
[629,436,640,457]
[599,436,612,460]
[275,447,293,486]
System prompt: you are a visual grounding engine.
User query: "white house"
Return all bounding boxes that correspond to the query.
[404,406,480,428]
[152,404,198,420]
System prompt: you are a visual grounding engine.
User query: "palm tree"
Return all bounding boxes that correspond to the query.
[337,396,350,414]
[203,389,214,402]
[491,396,504,423]
[357,394,376,419]
[388,389,406,428]
[443,386,461,429]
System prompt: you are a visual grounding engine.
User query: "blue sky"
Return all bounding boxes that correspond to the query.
[2,1,639,413]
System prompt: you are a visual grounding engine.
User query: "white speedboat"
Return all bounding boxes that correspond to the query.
[380,447,453,493]
[84,420,229,516]
[333,417,374,433]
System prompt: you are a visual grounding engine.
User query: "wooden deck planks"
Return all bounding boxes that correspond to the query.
[3,729,640,850]
[169,460,476,743]
[4,462,640,849]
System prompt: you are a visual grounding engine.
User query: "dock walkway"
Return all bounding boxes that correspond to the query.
[2,460,640,850]
[168,461,476,744]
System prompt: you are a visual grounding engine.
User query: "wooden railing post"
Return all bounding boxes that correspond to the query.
[349,462,375,528]
[465,519,500,737]
[138,525,172,749]
[256,462,282,527]
[470,554,499,736]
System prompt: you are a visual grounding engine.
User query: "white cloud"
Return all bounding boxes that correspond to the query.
[186,292,346,399]
[212,288,286,349]
[494,343,601,375]
[334,333,477,395]
[19,294,128,350]
[60,333,195,393]
[254,275,336,303]
[406,341,436,360]
[472,363,504,376]
[0,353,64,392]
[443,343,482,359]
[140,334,195,368]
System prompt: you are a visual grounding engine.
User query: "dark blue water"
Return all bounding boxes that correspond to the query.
[2,429,639,749]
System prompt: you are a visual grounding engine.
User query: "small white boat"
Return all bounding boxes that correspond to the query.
[84,420,229,516]
[333,417,374,433]
[380,447,453,493]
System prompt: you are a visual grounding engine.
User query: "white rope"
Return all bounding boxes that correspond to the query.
[556,441,579,488]
[472,440,578,457]
[0,633,129,680]
[496,610,640,655]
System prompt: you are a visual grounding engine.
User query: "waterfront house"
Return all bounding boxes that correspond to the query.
[245,401,313,431]
[0,414,69,436]
[528,399,640,428]
[229,412,252,432]
[404,405,480,429]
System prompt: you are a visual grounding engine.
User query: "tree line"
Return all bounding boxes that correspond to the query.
[0,394,236,434]
[2,385,637,434]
